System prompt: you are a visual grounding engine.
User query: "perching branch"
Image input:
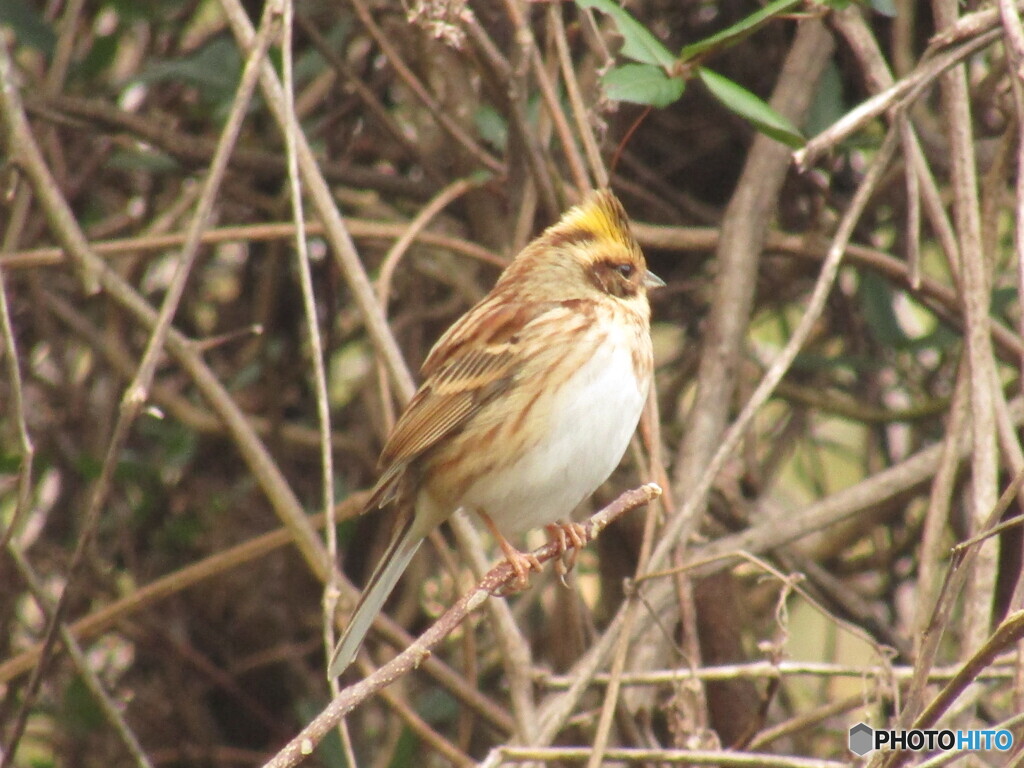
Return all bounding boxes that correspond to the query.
[261,483,662,768]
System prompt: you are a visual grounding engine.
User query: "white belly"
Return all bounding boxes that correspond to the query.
[458,330,647,535]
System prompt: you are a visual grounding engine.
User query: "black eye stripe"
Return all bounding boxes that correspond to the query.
[583,259,641,298]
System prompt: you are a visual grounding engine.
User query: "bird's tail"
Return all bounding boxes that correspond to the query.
[327,517,423,678]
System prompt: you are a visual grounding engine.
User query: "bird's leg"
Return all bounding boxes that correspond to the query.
[478,509,541,591]
[545,521,588,583]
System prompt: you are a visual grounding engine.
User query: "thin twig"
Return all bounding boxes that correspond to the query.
[25,93,434,199]
[0,42,98,293]
[1000,0,1024,408]
[294,12,443,183]
[450,514,540,742]
[345,0,504,176]
[829,7,963,294]
[0,11,283,754]
[355,656,476,767]
[5,545,155,768]
[372,177,479,427]
[914,361,970,651]
[934,0,1000,665]
[497,746,846,767]
[460,8,559,215]
[523,19,590,197]
[0,266,32,555]
[0,218,506,271]
[260,484,661,768]
[278,4,343,756]
[795,27,1002,170]
[219,0,417,402]
[540,659,1015,688]
[376,177,480,314]
[893,465,1024,750]
[548,3,606,189]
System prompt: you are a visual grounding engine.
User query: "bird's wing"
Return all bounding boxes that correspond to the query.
[366,297,560,508]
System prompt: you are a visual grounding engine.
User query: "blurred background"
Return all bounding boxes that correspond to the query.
[1,0,1021,766]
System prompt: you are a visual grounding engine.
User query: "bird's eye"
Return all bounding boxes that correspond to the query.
[615,263,635,278]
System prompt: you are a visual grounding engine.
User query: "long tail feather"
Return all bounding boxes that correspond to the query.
[327,519,423,678]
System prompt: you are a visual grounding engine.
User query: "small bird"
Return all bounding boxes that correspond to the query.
[328,189,662,677]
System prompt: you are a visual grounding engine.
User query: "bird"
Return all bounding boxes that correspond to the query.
[328,189,662,677]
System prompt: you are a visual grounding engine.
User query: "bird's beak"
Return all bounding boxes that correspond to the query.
[644,270,666,289]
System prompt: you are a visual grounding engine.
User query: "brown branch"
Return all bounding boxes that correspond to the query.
[0,218,507,271]
[631,223,1024,363]
[795,26,1001,170]
[260,484,661,768]
[934,0,1001,668]
[495,747,847,767]
[5,545,155,768]
[500,0,589,196]
[25,94,436,200]
[549,3,607,188]
[345,0,504,177]
[357,655,476,767]
[919,611,1024,720]
[0,494,517,737]
[670,18,835,539]
[220,0,417,402]
[461,10,560,216]
[0,258,32,557]
[294,11,445,184]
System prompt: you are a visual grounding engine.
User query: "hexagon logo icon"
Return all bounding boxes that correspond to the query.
[849,722,874,756]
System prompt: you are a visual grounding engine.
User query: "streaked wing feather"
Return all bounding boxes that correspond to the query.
[421,299,553,378]
[370,298,558,506]
[379,383,488,467]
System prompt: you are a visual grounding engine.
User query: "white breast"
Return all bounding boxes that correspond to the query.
[458,324,648,535]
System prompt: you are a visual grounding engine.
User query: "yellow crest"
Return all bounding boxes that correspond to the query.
[551,189,635,251]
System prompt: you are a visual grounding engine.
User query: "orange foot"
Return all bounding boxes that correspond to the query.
[477,509,542,592]
[545,522,588,582]
[497,538,543,591]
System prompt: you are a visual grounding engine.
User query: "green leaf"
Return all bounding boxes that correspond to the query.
[0,449,22,473]
[133,38,241,102]
[576,0,675,68]
[805,59,845,137]
[475,104,508,151]
[78,33,120,79]
[698,68,804,147]
[680,0,802,60]
[63,676,106,736]
[106,147,180,173]
[601,63,685,108]
[859,271,908,347]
